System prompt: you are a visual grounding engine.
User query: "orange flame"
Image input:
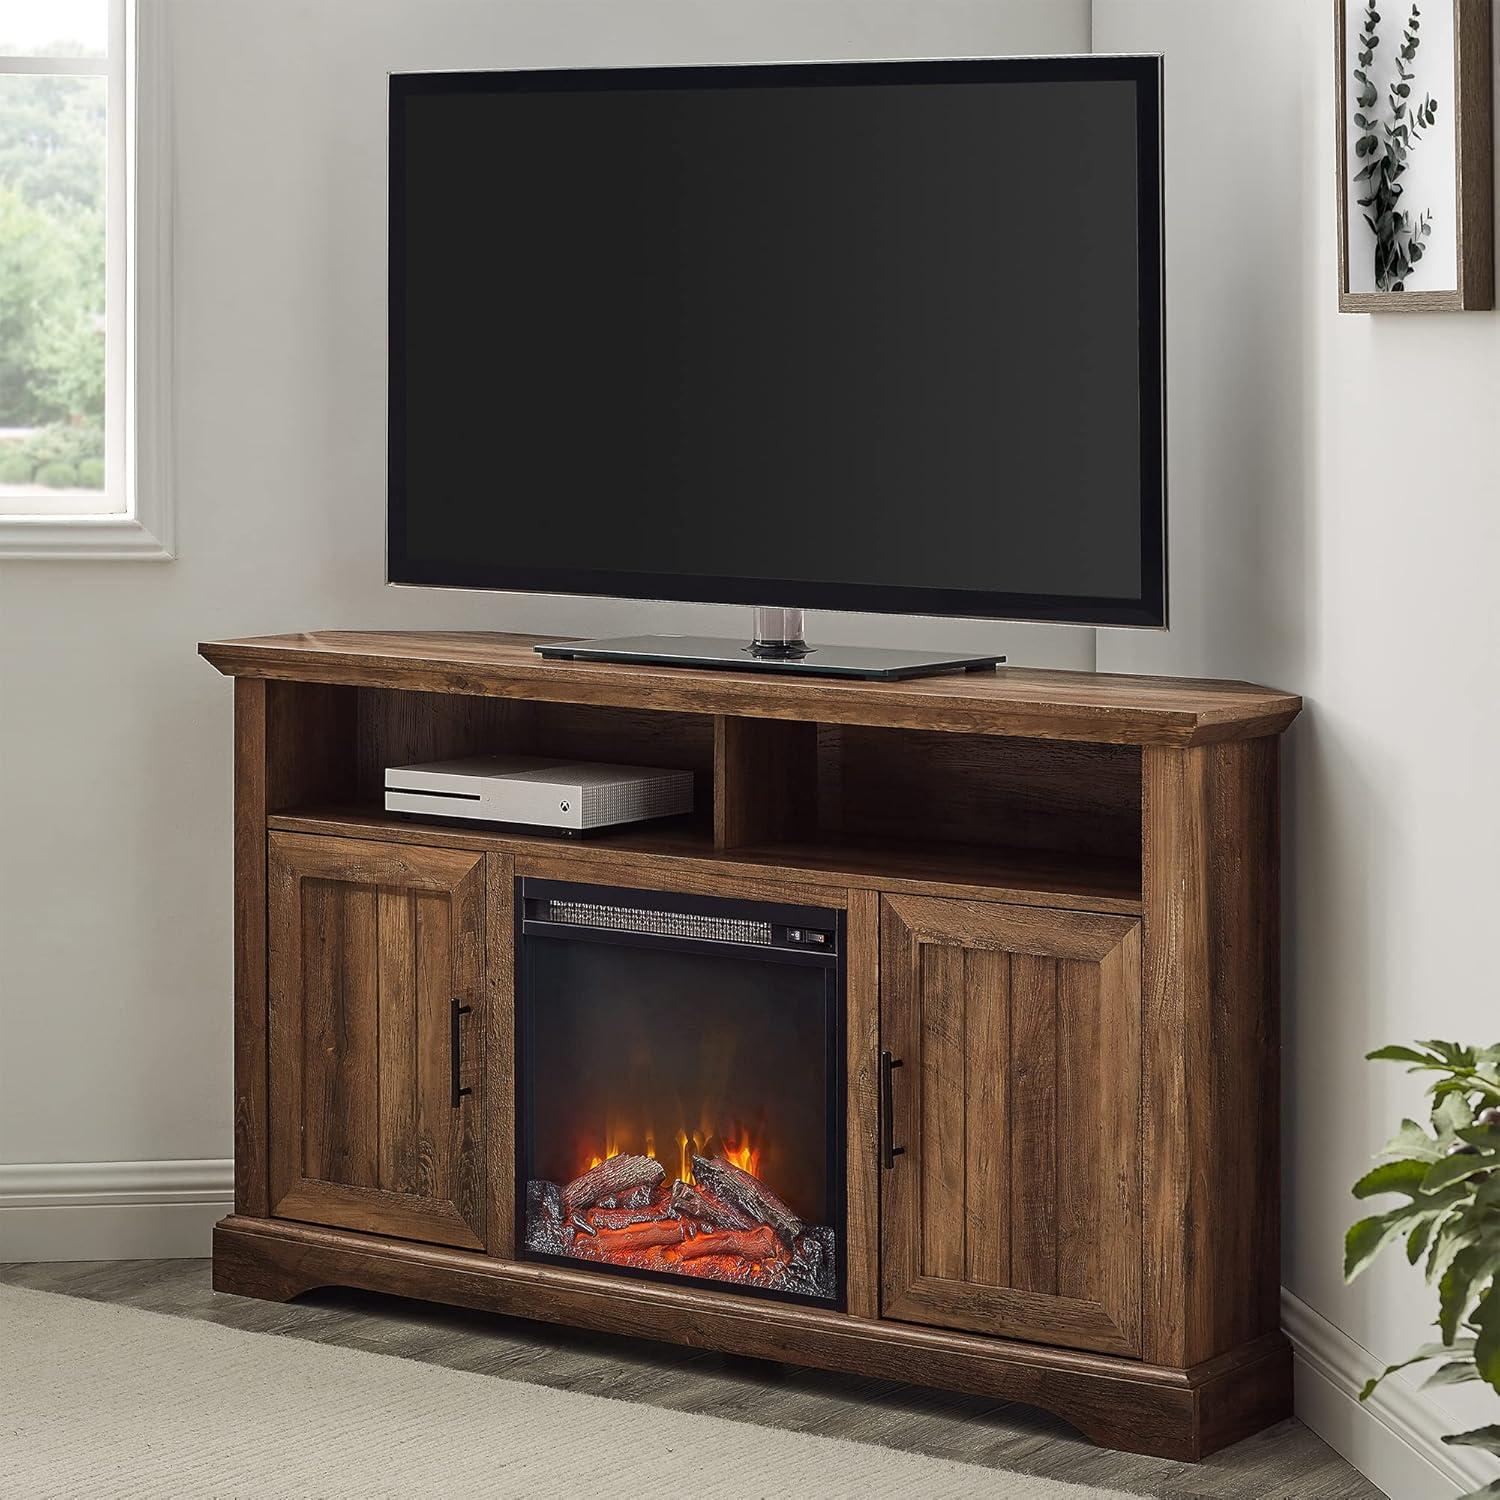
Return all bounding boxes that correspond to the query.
[579,1120,765,1186]
[722,1137,760,1178]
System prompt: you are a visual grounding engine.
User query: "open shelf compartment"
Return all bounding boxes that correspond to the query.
[260,682,1142,909]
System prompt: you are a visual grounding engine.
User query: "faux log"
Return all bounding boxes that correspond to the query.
[591,1219,688,1254]
[669,1179,753,1231]
[586,1200,673,1232]
[562,1155,665,1212]
[692,1156,802,1247]
[677,1225,779,1263]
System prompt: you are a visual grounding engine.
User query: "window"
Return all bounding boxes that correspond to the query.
[0,0,170,558]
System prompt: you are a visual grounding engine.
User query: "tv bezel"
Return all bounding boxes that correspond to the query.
[387,56,1167,630]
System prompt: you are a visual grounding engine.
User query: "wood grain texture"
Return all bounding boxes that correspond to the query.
[1456,0,1495,308]
[963,948,1009,1289]
[267,833,486,1251]
[271,806,1143,913]
[1336,0,1494,312]
[714,715,817,848]
[1058,928,1143,1339]
[918,942,968,1282]
[484,854,516,1258]
[199,631,1301,747]
[232,678,269,1217]
[879,897,1142,1358]
[844,888,881,1321]
[819,727,1141,860]
[212,1215,1290,1461]
[1008,953,1058,1298]
[375,887,418,1196]
[265,681,356,812]
[1141,741,1282,1367]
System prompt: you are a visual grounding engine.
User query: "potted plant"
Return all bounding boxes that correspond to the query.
[1346,1041,1500,1496]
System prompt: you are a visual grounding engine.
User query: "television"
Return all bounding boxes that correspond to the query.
[389,57,1166,676]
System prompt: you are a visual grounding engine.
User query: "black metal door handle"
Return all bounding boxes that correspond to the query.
[880,1050,905,1169]
[450,997,473,1108]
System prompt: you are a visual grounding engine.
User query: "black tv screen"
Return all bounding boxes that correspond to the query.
[389,58,1165,627]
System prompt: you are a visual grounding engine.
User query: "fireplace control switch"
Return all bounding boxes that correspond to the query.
[783,926,829,947]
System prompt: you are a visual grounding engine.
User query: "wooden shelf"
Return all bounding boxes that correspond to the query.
[200,630,1301,747]
[267,806,1143,914]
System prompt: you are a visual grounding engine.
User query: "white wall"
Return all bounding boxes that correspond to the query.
[0,0,1093,1256]
[1094,2,1500,1496]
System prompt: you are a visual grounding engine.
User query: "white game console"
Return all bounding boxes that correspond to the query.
[383,755,694,834]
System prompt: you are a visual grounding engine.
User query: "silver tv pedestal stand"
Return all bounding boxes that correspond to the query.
[535,608,1004,683]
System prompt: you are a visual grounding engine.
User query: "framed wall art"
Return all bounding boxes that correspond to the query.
[1337,0,1493,310]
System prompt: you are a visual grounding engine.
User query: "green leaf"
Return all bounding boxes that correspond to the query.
[1359,1339,1472,1399]
[1424,1041,1477,1067]
[1421,1152,1498,1194]
[1436,1092,1476,1136]
[1443,1424,1500,1455]
[1428,1220,1480,1286]
[1368,1045,1436,1064]
[1439,1248,1500,1343]
[1356,1158,1435,1198]
[1475,1290,1500,1394]
[1408,1215,1440,1263]
[1347,1209,1428,1280]
[1423,1358,1482,1387]
[1381,1119,1444,1163]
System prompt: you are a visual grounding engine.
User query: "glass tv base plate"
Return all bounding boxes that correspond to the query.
[535,635,1004,682]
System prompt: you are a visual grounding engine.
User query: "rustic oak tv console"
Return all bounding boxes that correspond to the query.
[200,630,1300,1460]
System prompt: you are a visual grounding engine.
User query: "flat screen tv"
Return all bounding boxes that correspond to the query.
[388,57,1165,635]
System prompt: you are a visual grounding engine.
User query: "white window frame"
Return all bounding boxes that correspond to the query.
[0,0,172,560]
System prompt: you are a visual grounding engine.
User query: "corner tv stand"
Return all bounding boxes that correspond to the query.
[200,630,1300,1461]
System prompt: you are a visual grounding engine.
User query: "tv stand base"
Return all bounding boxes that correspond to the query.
[536,634,1002,682]
[213,1215,1291,1462]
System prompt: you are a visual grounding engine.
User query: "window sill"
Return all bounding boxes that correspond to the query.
[0,510,173,560]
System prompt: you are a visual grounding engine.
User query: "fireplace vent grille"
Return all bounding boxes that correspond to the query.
[542,899,773,946]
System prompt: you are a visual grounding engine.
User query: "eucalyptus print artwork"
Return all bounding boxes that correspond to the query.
[1350,2,1441,291]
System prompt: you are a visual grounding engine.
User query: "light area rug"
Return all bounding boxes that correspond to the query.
[0,1283,1139,1500]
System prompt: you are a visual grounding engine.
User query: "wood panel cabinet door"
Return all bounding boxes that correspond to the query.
[880,894,1142,1356]
[267,832,488,1249]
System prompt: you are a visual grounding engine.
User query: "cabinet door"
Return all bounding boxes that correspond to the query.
[268,833,487,1249]
[880,894,1142,1356]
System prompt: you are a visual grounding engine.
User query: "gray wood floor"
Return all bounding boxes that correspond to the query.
[0,1259,1381,1500]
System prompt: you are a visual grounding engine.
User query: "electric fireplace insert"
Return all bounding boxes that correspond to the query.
[516,879,845,1308]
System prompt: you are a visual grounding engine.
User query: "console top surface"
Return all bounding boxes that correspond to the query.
[199,630,1301,747]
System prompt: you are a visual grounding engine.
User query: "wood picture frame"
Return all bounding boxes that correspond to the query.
[1337,0,1494,311]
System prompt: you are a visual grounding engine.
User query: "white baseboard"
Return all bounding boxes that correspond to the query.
[0,1160,233,1263]
[1283,1288,1500,1500]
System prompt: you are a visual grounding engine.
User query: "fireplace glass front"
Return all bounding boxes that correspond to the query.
[516,879,844,1308]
